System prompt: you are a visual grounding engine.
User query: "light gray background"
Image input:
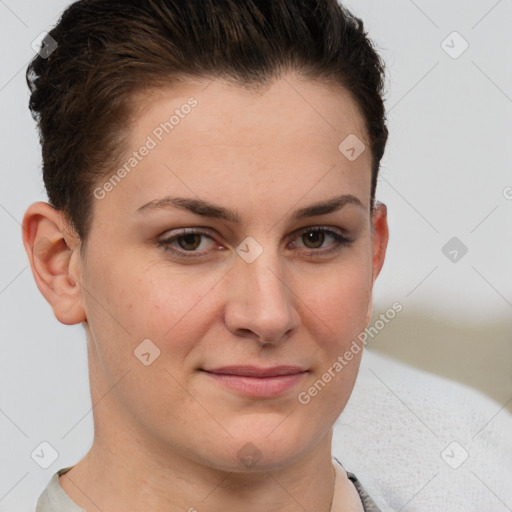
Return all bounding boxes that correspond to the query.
[1,1,511,510]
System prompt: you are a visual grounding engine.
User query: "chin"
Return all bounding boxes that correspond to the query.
[199,420,321,472]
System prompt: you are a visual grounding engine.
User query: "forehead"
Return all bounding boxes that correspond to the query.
[130,74,369,150]
[96,74,372,218]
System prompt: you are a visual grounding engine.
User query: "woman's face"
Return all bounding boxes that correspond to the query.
[70,73,388,471]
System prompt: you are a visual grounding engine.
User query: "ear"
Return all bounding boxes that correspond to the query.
[21,201,86,325]
[364,201,389,325]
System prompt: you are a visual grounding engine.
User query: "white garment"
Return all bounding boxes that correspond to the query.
[333,349,512,512]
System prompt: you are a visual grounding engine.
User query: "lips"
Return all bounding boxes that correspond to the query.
[200,366,308,397]
[201,366,306,377]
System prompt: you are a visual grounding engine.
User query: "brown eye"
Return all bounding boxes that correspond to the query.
[158,228,217,258]
[177,233,202,251]
[292,227,353,256]
[302,231,325,249]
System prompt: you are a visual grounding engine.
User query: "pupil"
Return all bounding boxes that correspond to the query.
[179,234,200,250]
[304,231,324,248]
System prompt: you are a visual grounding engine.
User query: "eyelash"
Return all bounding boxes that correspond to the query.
[157,226,353,259]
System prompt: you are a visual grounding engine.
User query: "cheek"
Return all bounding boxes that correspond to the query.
[82,237,372,367]
[293,256,371,419]
[297,248,373,346]
[117,262,227,352]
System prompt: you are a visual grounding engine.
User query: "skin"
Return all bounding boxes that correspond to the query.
[23,72,388,512]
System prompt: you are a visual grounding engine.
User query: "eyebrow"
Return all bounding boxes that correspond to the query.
[136,194,365,222]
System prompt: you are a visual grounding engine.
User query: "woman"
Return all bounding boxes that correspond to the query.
[23,0,389,510]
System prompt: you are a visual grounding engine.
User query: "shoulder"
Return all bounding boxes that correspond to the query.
[36,467,85,512]
[345,470,383,512]
[333,457,382,512]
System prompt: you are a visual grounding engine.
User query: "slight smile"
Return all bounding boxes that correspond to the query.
[200,366,308,398]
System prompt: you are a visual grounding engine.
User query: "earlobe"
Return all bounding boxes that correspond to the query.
[22,202,86,325]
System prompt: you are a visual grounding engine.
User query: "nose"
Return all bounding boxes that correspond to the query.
[223,243,301,345]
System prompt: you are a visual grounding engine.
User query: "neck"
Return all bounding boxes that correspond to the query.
[59,432,337,512]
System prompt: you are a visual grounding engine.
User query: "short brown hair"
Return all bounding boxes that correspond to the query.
[26,0,388,243]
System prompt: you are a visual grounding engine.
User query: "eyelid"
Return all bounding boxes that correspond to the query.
[289,226,352,252]
[157,225,352,258]
[293,225,350,240]
[157,227,219,259]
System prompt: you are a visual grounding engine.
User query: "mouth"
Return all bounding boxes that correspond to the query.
[199,366,308,397]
